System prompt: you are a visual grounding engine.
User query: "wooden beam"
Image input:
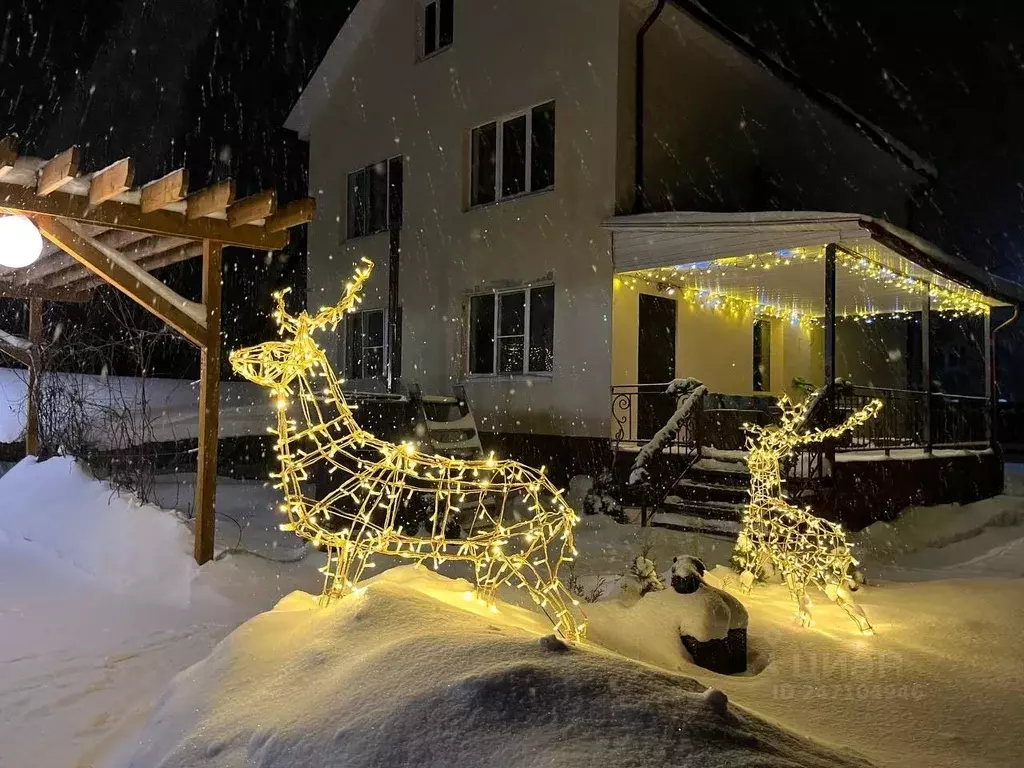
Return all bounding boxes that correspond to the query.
[25,298,43,457]
[89,157,135,206]
[227,190,277,228]
[266,197,316,233]
[0,280,90,302]
[0,337,31,366]
[46,235,188,288]
[0,136,17,178]
[186,180,235,220]
[194,239,223,565]
[37,146,80,196]
[67,242,203,292]
[140,168,189,213]
[35,216,208,347]
[0,182,288,250]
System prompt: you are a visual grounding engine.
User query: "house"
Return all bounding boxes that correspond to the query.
[286,0,1024,530]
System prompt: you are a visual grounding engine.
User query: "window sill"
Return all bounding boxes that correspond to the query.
[465,372,554,382]
[418,44,452,63]
[467,186,555,212]
[343,228,390,244]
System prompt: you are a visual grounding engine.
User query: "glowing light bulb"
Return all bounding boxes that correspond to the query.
[0,215,43,268]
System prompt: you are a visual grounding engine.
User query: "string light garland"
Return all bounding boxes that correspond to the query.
[734,394,883,634]
[620,244,990,320]
[229,259,586,641]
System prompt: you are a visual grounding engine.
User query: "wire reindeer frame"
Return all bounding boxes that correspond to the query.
[230,260,587,641]
[734,395,883,633]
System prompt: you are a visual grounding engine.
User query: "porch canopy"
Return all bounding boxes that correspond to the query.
[0,135,315,563]
[604,211,1023,317]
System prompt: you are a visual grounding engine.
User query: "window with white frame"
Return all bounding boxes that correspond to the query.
[346,309,386,379]
[468,285,555,375]
[470,101,556,207]
[346,156,403,239]
[421,0,453,58]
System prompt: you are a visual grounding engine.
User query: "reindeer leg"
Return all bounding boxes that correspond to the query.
[827,581,874,635]
[785,571,814,627]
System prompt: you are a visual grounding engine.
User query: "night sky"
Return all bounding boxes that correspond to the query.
[2,0,1024,376]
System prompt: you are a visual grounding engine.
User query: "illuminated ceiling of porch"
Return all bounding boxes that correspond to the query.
[618,239,995,319]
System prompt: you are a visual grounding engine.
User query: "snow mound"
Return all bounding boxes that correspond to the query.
[0,457,197,606]
[121,567,870,768]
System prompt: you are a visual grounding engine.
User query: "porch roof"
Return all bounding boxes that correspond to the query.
[604,211,1024,309]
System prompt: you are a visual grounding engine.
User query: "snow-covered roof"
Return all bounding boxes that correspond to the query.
[285,0,933,180]
[604,211,1024,306]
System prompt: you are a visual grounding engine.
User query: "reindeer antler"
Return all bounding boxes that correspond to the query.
[307,258,375,332]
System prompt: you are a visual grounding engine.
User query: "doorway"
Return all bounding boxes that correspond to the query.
[637,293,677,440]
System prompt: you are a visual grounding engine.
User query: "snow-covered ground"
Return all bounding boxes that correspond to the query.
[1,458,1023,767]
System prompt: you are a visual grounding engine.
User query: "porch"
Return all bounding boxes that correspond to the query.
[602,211,1022,531]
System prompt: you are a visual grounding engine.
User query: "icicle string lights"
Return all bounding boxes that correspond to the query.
[734,394,882,634]
[229,259,586,641]
[618,244,990,320]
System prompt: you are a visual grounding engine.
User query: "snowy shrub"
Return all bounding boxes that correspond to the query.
[582,470,627,523]
[622,540,665,598]
[565,564,608,603]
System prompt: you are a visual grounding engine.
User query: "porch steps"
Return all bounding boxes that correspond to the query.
[650,462,751,540]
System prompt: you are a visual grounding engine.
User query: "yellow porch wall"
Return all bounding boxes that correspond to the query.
[612,278,822,397]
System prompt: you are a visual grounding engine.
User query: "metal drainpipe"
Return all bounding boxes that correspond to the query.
[634,0,667,214]
[990,304,1020,449]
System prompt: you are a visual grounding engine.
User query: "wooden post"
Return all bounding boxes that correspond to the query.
[922,287,932,452]
[25,297,43,457]
[193,240,223,565]
[386,219,402,393]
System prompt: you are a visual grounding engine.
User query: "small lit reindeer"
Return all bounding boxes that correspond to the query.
[230,260,586,641]
[734,395,882,633]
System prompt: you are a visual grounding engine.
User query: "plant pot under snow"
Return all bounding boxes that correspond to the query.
[670,556,749,675]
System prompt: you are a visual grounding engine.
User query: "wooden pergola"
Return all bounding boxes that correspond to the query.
[0,135,314,563]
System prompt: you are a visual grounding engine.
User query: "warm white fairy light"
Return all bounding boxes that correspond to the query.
[230,259,586,641]
[734,394,882,634]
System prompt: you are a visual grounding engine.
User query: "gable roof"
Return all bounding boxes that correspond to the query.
[286,0,933,180]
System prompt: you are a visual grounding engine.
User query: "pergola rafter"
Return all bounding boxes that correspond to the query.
[0,135,316,564]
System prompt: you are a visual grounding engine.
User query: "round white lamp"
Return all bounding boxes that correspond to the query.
[0,215,44,269]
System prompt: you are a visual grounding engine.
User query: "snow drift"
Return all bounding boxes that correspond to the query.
[0,457,197,605]
[120,567,871,768]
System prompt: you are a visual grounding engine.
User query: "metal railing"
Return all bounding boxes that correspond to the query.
[835,384,989,451]
[612,383,701,451]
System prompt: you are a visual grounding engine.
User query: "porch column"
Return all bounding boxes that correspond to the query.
[984,309,993,445]
[922,286,932,452]
[823,244,836,476]
[386,222,401,393]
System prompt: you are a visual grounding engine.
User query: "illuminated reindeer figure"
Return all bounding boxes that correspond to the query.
[734,395,883,633]
[230,260,586,641]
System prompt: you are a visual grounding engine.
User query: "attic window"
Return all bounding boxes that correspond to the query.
[422,0,453,58]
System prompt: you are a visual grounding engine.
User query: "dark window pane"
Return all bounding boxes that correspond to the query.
[498,292,525,336]
[753,319,771,392]
[388,156,403,228]
[531,101,556,191]
[501,115,527,197]
[347,169,367,239]
[528,286,555,372]
[364,347,384,378]
[469,295,495,374]
[471,122,497,206]
[369,161,388,233]
[347,316,362,378]
[424,1,437,56]
[498,338,524,374]
[439,0,454,48]
[365,310,385,347]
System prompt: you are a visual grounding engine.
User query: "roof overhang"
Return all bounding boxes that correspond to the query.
[604,211,1024,307]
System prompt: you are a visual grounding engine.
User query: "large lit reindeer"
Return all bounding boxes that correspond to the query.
[230,260,586,641]
[734,395,882,633]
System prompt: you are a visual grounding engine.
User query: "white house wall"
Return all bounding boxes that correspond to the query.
[306,0,623,438]
[616,1,922,219]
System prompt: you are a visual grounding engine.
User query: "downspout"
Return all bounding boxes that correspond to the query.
[990,304,1020,450]
[634,0,667,214]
